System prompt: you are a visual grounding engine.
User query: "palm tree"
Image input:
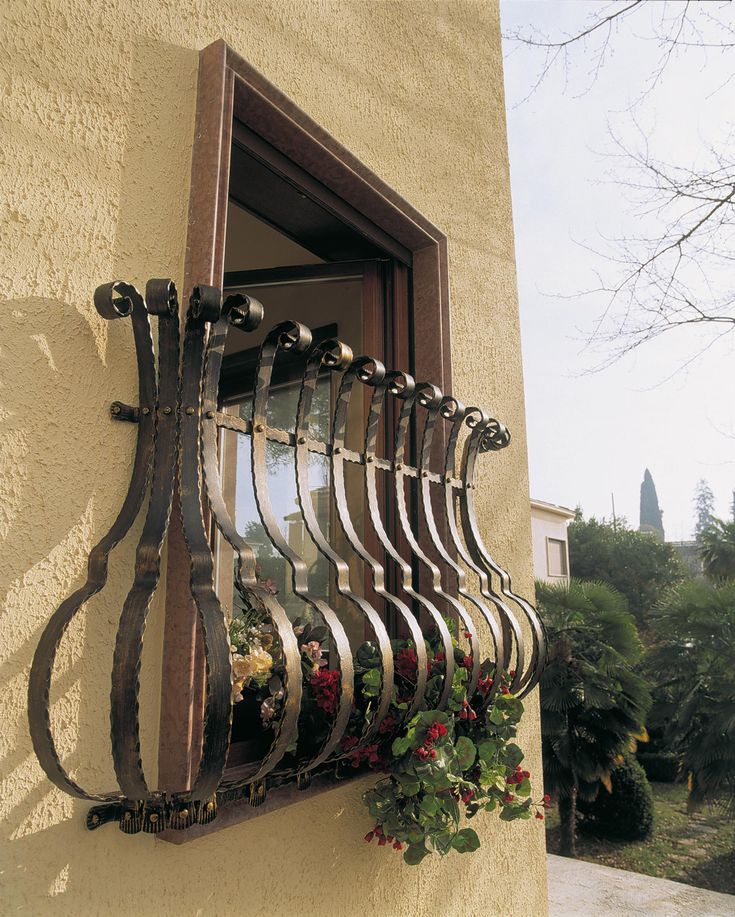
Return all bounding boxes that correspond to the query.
[537,579,651,857]
[647,580,735,811]
[699,518,735,582]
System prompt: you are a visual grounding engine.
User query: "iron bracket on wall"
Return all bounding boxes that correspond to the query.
[27,279,546,834]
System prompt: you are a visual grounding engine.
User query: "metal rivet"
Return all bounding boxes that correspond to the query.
[111,404,121,414]
[123,812,131,821]
[254,423,265,433]
[333,447,341,455]
[180,808,189,819]
[142,407,150,416]
[207,801,214,811]
[185,406,195,415]
[90,814,100,825]
[366,456,374,463]
[445,476,452,484]
[206,410,214,419]
[422,470,428,478]
[163,406,172,415]
[395,463,402,471]
[297,436,306,445]
[149,813,158,823]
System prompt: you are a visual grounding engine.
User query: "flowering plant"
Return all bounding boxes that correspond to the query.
[229,580,546,863]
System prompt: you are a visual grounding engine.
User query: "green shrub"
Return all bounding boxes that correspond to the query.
[578,754,654,841]
[637,751,679,783]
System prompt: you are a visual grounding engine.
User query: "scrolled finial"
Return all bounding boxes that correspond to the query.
[223,293,264,331]
[385,369,415,398]
[145,279,178,317]
[353,356,387,386]
[93,280,139,320]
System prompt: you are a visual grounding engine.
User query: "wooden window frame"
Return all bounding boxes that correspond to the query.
[158,38,453,840]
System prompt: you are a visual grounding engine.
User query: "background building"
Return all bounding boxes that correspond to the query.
[531,499,575,583]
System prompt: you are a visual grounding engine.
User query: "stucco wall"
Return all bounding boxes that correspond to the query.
[0,1,547,915]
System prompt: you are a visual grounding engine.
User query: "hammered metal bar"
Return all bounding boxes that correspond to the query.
[250,322,354,773]
[200,296,303,789]
[178,286,234,800]
[110,279,179,801]
[294,341,394,744]
[460,416,546,697]
[28,281,156,802]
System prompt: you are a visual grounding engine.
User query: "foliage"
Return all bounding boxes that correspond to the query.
[536,578,651,856]
[578,754,654,842]
[568,511,687,625]
[637,752,679,784]
[230,590,544,863]
[646,580,735,811]
[363,687,547,865]
[694,479,716,540]
[698,518,735,583]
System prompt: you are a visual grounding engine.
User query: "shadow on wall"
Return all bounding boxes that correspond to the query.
[0,33,198,911]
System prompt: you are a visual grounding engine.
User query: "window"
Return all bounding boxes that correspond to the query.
[158,39,456,830]
[546,537,568,577]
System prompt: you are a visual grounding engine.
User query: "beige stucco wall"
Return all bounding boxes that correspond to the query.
[0,1,547,915]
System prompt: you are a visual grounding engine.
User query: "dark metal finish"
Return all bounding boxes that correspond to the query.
[27,277,544,835]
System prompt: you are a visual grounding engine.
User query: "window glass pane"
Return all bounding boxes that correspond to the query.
[547,538,567,577]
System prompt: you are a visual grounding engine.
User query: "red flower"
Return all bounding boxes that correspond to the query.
[535,812,544,820]
[364,831,375,843]
[503,793,515,804]
[461,655,473,670]
[310,668,340,715]
[464,630,473,639]
[378,714,397,736]
[395,647,418,681]
[341,735,359,752]
[393,840,403,851]
[478,676,494,694]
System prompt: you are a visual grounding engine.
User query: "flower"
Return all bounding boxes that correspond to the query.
[232,647,273,683]
[260,696,278,725]
[311,667,340,715]
[461,654,473,670]
[301,640,325,665]
[535,812,544,820]
[395,647,418,681]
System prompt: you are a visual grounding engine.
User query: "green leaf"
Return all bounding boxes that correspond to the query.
[403,843,430,866]
[455,736,477,771]
[420,795,440,817]
[452,827,481,853]
[503,743,524,770]
[478,739,499,763]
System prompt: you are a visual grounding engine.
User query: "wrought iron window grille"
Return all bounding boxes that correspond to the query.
[27,279,545,835]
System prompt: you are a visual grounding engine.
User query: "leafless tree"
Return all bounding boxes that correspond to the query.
[504,1,735,365]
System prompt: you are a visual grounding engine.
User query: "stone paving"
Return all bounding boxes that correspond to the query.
[547,854,735,916]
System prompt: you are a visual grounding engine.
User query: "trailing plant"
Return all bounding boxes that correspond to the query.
[229,588,545,864]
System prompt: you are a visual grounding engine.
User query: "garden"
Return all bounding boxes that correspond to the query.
[537,508,735,895]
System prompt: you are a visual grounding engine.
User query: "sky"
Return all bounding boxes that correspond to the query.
[500,1,735,541]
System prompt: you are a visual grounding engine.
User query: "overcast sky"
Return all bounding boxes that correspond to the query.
[500,0,735,541]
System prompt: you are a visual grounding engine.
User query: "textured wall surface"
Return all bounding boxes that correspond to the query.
[0,1,548,914]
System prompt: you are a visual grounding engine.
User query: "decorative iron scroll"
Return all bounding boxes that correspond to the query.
[27,280,545,834]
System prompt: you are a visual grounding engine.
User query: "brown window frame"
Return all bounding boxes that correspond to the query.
[158,38,453,841]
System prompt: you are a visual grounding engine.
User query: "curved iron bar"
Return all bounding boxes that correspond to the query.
[178,286,235,803]
[444,408,524,694]
[359,371,455,710]
[460,416,547,697]
[110,279,180,802]
[436,404,504,706]
[199,295,303,791]
[28,281,156,802]
[331,357,428,721]
[294,341,394,745]
[250,322,354,774]
[414,390,483,697]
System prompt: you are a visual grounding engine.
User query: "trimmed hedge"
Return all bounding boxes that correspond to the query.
[637,751,680,783]
[578,755,654,841]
